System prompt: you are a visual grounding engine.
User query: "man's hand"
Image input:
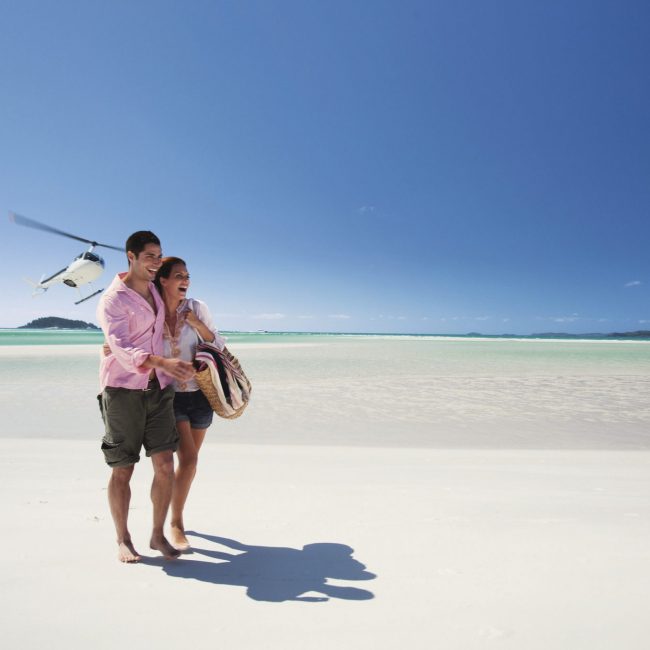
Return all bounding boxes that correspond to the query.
[158,357,196,381]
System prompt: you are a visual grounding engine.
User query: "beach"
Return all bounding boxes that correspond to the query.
[1,335,649,649]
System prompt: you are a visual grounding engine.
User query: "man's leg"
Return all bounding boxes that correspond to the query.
[149,450,180,559]
[101,385,145,562]
[108,465,140,563]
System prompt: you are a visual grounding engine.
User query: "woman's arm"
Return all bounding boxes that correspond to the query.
[185,299,226,349]
[185,309,216,342]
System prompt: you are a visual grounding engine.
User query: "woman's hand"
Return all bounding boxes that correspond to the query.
[185,309,202,329]
[184,307,216,343]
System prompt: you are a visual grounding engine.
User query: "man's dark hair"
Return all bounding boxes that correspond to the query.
[125,231,161,263]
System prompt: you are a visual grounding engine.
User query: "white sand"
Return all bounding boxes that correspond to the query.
[1,341,649,648]
[1,440,649,649]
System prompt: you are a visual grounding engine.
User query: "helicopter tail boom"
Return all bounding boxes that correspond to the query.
[23,277,48,296]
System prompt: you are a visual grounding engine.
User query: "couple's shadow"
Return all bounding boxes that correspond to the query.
[155,531,376,602]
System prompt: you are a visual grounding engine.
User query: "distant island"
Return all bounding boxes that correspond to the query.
[529,331,650,339]
[606,331,650,338]
[19,317,99,330]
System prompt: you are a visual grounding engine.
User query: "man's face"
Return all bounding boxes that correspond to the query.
[129,243,163,282]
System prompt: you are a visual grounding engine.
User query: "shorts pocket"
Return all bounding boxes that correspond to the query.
[101,436,136,467]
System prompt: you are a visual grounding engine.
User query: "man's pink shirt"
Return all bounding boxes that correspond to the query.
[97,273,172,390]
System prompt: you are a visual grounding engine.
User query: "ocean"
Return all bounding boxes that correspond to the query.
[1,329,649,448]
[1,328,649,346]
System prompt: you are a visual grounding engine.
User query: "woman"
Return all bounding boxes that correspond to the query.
[154,256,225,551]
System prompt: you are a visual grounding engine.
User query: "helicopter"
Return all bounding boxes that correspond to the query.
[9,211,124,305]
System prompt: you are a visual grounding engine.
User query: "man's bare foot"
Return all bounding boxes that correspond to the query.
[170,524,191,551]
[118,540,141,563]
[150,534,181,560]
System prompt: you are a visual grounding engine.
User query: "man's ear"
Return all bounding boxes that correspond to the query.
[127,251,135,266]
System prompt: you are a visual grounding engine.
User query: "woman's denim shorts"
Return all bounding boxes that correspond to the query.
[173,390,214,429]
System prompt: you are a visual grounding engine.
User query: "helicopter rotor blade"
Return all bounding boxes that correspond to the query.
[9,211,124,252]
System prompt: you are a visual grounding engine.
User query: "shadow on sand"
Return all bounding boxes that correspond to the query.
[152,531,376,602]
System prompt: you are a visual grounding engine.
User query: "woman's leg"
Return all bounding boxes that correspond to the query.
[170,420,207,550]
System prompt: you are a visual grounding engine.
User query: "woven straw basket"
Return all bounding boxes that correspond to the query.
[194,346,252,419]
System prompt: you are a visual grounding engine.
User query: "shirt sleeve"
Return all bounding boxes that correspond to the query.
[97,295,152,374]
[192,299,226,350]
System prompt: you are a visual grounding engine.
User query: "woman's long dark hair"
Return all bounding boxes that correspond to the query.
[154,256,187,292]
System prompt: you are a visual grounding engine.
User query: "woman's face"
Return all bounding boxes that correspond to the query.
[159,263,190,301]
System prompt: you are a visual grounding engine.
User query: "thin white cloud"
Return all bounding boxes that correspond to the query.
[537,313,581,324]
[252,313,286,320]
[440,315,495,323]
[298,314,314,319]
[625,280,642,288]
[358,205,376,214]
[375,314,407,321]
[329,313,351,320]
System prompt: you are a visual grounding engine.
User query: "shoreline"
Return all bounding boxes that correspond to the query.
[2,339,649,450]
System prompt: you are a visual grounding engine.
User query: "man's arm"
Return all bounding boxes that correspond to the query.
[98,297,152,374]
[99,295,195,381]
[100,343,195,382]
[142,354,195,382]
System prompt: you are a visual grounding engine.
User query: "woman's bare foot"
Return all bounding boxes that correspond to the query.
[170,524,191,551]
[150,534,181,560]
[118,540,141,563]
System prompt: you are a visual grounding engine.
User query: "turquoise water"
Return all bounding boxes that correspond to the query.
[1,328,649,346]
[2,328,649,379]
[0,328,105,345]
[0,328,330,346]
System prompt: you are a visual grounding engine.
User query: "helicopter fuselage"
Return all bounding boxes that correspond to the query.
[40,252,106,289]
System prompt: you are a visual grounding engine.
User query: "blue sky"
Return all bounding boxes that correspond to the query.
[1,0,648,334]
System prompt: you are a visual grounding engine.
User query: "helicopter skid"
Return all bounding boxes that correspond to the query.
[75,288,104,305]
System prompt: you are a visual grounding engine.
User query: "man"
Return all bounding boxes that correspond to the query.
[97,231,195,562]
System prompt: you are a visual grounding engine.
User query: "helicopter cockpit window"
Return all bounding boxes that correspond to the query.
[74,251,105,267]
